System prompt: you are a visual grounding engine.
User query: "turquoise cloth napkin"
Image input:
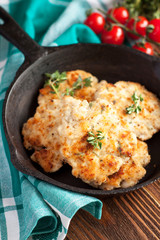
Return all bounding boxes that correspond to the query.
[0,0,114,239]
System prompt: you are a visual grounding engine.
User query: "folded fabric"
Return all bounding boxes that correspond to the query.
[0,0,114,239]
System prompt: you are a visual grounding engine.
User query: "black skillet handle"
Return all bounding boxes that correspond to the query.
[0,7,47,62]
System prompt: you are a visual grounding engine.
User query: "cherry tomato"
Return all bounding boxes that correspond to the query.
[101,26,125,45]
[132,42,154,56]
[84,12,105,34]
[148,19,160,43]
[107,7,129,24]
[127,16,149,40]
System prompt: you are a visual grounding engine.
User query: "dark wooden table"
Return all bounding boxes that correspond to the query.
[66,180,160,240]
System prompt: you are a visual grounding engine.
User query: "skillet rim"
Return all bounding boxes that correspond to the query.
[2,43,160,196]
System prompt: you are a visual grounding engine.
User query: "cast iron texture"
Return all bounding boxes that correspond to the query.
[1,7,160,196]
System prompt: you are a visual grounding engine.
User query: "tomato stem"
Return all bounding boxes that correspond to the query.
[97,8,106,15]
[98,8,160,47]
[106,13,160,47]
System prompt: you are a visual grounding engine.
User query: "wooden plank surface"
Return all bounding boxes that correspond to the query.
[66,180,160,240]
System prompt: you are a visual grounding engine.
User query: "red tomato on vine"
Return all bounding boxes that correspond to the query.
[132,42,154,56]
[84,12,105,34]
[101,26,125,45]
[148,19,160,43]
[107,7,129,24]
[127,16,149,40]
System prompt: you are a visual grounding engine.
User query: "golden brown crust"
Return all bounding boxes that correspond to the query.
[22,70,158,190]
[94,80,160,140]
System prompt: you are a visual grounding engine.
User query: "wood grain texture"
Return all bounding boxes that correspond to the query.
[66,180,160,240]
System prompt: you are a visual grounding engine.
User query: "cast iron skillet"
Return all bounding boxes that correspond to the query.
[0,7,160,197]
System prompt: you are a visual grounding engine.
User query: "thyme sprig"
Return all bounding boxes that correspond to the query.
[126,92,144,114]
[64,75,92,96]
[87,131,105,150]
[44,71,67,98]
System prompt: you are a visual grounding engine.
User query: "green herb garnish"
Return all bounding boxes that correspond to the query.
[44,71,67,98]
[64,75,92,96]
[87,131,105,150]
[126,92,143,114]
[89,102,93,108]
[122,0,160,20]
